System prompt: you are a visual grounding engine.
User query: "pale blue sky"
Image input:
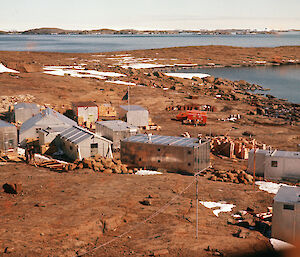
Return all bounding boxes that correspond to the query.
[1,0,299,31]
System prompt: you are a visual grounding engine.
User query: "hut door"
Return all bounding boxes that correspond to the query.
[90,143,98,157]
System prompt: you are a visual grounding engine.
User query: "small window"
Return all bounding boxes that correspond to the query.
[188,163,191,166]
[70,146,73,150]
[91,143,98,149]
[283,204,294,210]
[188,150,192,155]
[271,161,278,167]
[139,158,142,161]
[158,160,161,163]
[157,148,161,152]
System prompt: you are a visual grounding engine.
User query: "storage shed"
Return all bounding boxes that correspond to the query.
[119,105,149,127]
[19,108,77,146]
[72,101,99,129]
[248,149,300,181]
[0,120,17,152]
[58,125,113,161]
[14,102,40,124]
[96,120,139,150]
[121,134,210,174]
[272,186,300,243]
[98,104,116,118]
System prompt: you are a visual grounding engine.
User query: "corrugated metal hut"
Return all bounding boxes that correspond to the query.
[0,120,17,152]
[14,102,40,124]
[58,125,113,161]
[121,134,210,174]
[72,101,99,129]
[248,149,300,181]
[96,120,139,150]
[119,105,149,127]
[272,186,300,243]
[19,108,77,145]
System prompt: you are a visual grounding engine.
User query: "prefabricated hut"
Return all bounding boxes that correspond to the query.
[38,127,67,154]
[19,108,77,146]
[121,134,210,174]
[13,102,40,124]
[272,186,300,243]
[96,120,139,149]
[119,105,149,127]
[72,101,99,129]
[0,120,17,152]
[248,149,300,181]
[58,125,113,161]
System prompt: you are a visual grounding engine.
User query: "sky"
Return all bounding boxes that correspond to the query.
[1,0,300,31]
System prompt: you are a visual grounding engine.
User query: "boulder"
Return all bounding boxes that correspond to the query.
[3,183,22,194]
[103,169,113,174]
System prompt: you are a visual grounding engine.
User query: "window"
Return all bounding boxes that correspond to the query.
[188,163,191,166]
[188,150,192,155]
[139,158,142,161]
[271,161,278,167]
[70,146,73,150]
[157,148,161,152]
[158,160,161,163]
[283,204,294,210]
[91,143,98,149]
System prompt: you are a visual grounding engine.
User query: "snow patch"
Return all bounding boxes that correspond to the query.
[0,63,19,73]
[164,73,210,79]
[121,63,167,69]
[105,80,136,86]
[199,201,236,217]
[255,181,295,194]
[43,65,125,79]
[270,238,295,251]
[135,170,163,176]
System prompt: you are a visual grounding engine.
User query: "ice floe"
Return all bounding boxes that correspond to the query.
[164,73,210,79]
[270,238,295,251]
[135,170,163,175]
[199,201,236,217]
[43,65,125,79]
[255,181,295,194]
[0,63,19,73]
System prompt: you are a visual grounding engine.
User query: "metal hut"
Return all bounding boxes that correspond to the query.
[19,108,77,145]
[72,101,99,129]
[0,120,17,152]
[13,102,40,124]
[58,125,113,161]
[119,105,149,127]
[272,186,300,243]
[121,134,210,174]
[96,120,139,150]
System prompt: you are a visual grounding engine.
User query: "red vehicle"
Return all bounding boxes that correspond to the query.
[176,110,207,126]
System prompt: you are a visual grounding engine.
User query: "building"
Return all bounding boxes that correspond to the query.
[96,120,139,150]
[38,127,66,154]
[272,186,300,243]
[121,134,210,174]
[58,125,113,161]
[98,104,116,118]
[72,101,99,129]
[0,120,17,152]
[13,102,40,124]
[119,105,149,127]
[19,108,77,145]
[248,149,300,181]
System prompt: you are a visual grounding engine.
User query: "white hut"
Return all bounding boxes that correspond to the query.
[72,101,98,129]
[96,120,139,149]
[272,186,300,243]
[19,108,76,145]
[13,102,40,124]
[248,149,300,181]
[58,125,113,161]
[0,120,17,152]
[119,105,149,127]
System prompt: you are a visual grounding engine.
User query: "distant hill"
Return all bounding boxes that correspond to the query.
[0,31,8,34]
[22,28,74,34]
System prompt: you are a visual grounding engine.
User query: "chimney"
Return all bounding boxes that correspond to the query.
[147,133,152,143]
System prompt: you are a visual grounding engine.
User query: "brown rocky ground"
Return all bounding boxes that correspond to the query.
[0,46,300,256]
[1,163,273,257]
